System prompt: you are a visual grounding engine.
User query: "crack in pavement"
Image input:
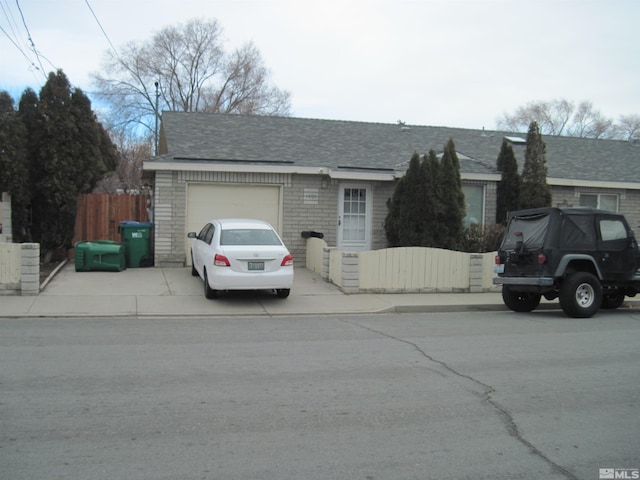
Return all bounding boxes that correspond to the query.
[342,318,579,480]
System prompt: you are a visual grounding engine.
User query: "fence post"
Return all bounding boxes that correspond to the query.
[20,243,40,295]
[1,192,12,242]
[469,253,484,293]
[321,247,330,281]
[341,252,360,294]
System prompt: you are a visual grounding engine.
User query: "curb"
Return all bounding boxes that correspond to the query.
[39,259,69,292]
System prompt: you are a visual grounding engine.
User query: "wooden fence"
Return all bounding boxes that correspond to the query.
[73,194,151,244]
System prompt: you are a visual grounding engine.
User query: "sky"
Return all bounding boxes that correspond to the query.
[1,0,639,130]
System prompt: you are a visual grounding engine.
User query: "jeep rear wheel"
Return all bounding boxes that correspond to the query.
[559,272,602,318]
[502,286,541,312]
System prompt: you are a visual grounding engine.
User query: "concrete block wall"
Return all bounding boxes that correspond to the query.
[20,243,40,295]
[469,254,485,293]
[285,175,338,266]
[153,171,185,267]
[2,192,12,242]
[340,252,359,294]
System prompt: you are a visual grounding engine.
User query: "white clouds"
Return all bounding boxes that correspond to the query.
[1,0,638,128]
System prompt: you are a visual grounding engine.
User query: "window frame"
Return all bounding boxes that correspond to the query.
[579,193,619,212]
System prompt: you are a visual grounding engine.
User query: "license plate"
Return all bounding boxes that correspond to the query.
[248,261,264,271]
[494,264,505,274]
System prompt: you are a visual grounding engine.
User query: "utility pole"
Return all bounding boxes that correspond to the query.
[154,81,159,156]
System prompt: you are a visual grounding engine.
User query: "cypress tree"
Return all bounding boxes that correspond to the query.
[520,121,552,209]
[496,139,521,224]
[0,92,30,241]
[420,149,441,247]
[31,71,80,253]
[21,70,117,256]
[438,139,465,250]
[403,153,425,246]
[70,88,107,192]
[385,152,423,247]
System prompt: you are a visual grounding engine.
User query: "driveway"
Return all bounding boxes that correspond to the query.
[2,262,511,318]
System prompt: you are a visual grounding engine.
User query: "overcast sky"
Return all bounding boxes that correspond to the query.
[1,0,638,130]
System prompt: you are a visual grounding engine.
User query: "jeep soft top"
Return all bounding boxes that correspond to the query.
[494,207,640,317]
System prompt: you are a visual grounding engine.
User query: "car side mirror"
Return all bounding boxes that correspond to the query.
[187,232,196,238]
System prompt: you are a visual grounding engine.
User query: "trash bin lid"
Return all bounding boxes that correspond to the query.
[119,221,154,227]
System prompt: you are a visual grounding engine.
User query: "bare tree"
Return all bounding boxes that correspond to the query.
[569,101,614,139]
[614,114,640,141]
[92,18,290,139]
[93,127,152,193]
[497,99,622,139]
[497,99,574,136]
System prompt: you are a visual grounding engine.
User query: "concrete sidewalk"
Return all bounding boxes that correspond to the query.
[0,262,542,318]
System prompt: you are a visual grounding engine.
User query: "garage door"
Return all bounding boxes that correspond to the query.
[185,184,282,265]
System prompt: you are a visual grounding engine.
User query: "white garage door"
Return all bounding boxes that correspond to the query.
[186,184,282,265]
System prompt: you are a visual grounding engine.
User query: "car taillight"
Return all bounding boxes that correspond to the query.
[495,255,501,265]
[281,254,293,267]
[538,253,547,264]
[214,254,230,267]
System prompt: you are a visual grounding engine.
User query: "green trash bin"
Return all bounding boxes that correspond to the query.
[74,240,126,272]
[118,221,154,268]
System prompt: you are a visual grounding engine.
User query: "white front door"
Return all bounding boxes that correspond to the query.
[337,184,372,251]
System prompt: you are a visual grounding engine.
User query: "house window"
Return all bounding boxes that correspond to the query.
[579,193,619,212]
[462,185,484,226]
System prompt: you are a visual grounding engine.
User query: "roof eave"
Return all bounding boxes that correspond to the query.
[547,177,640,190]
[143,160,398,181]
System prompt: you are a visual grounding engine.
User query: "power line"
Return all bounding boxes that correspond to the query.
[14,0,46,79]
[84,0,118,57]
[0,22,42,75]
[0,0,44,78]
[1,0,21,46]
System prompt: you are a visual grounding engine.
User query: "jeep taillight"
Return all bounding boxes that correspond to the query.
[495,255,502,265]
[538,253,547,264]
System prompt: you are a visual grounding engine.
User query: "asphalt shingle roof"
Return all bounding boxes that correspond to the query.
[155,112,640,183]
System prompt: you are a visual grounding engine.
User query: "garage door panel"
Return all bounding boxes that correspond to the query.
[186,184,281,265]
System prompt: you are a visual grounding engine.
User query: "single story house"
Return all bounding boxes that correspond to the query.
[143,112,640,267]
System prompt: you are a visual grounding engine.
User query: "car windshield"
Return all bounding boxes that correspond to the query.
[220,228,283,246]
[503,213,550,250]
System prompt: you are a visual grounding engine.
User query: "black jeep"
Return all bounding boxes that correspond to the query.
[494,207,640,318]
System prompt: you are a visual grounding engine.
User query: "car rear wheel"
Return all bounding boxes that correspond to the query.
[203,269,218,299]
[276,288,290,298]
[559,272,602,318]
[502,286,541,312]
[601,292,625,309]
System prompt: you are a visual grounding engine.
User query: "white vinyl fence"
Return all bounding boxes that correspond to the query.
[306,238,497,294]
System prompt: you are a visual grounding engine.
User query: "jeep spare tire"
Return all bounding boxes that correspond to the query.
[502,286,541,312]
[559,272,602,318]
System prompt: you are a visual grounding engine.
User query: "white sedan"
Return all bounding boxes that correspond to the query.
[188,219,294,299]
